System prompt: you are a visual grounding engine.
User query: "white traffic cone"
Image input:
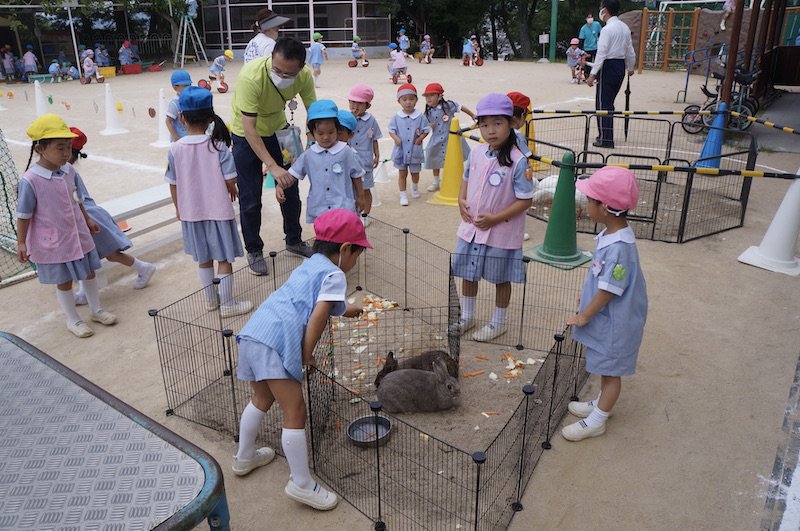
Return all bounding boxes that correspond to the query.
[738,170,800,276]
[99,83,129,136]
[370,183,382,207]
[373,138,395,184]
[150,88,171,147]
[34,80,48,117]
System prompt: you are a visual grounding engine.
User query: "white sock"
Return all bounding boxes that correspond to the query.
[282,428,313,490]
[83,277,102,313]
[75,280,86,298]
[198,267,215,302]
[132,258,150,274]
[411,183,419,192]
[461,296,476,321]
[56,288,81,325]
[399,191,408,201]
[219,273,234,307]
[584,407,609,428]
[490,306,507,328]
[432,176,440,186]
[236,402,265,461]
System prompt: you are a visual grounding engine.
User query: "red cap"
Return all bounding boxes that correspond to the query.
[422,83,444,95]
[69,126,87,151]
[396,83,417,99]
[506,91,531,111]
[314,209,373,249]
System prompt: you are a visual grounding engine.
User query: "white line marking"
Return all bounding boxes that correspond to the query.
[6,137,165,174]
[534,97,594,110]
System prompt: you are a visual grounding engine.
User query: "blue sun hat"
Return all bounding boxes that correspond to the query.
[388,42,398,49]
[399,28,406,34]
[307,99,339,121]
[179,85,213,111]
[170,69,192,87]
[337,110,357,132]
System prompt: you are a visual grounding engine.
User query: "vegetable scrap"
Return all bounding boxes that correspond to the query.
[474,355,490,361]
[462,370,485,378]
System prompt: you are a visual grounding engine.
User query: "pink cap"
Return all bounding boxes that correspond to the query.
[575,166,639,212]
[314,209,373,248]
[570,38,580,45]
[348,84,374,103]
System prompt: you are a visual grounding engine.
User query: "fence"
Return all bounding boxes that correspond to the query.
[0,128,36,288]
[151,218,589,530]
[526,114,757,243]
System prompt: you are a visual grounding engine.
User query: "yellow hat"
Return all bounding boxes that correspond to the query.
[26,114,78,141]
[224,49,234,59]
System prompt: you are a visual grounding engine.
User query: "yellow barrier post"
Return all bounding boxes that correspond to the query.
[525,105,545,172]
[428,117,463,206]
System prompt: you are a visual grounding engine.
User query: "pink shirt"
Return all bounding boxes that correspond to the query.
[456,144,529,250]
[390,50,407,69]
[18,164,95,264]
[23,51,37,67]
[164,135,237,222]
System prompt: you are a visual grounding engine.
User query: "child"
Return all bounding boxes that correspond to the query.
[566,38,585,83]
[16,114,117,338]
[308,33,327,88]
[166,70,192,142]
[23,44,39,79]
[387,84,430,206]
[450,93,535,342]
[336,109,367,220]
[397,28,410,53]
[422,82,476,192]
[64,61,80,80]
[347,84,382,224]
[3,46,14,80]
[209,50,234,91]
[387,43,408,79]
[420,34,435,63]
[48,59,61,83]
[233,208,370,510]
[68,126,157,303]
[282,100,365,222]
[164,86,252,318]
[82,49,102,82]
[720,0,734,30]
[351,35,367,66]
[470,35,481,62]
[57,48,66,66]
[506,91,533,158]
[118,41,133,66]
[97,44,110,67]
[562,167,647,441]
[461,38,474,66]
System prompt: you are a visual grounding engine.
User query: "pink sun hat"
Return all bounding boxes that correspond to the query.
[314,209,373,248]
[575,166,640,212]
[348,84,374,103]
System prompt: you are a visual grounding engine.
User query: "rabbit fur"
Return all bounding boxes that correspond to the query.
[377,358,461,413]
[374,350,459,388]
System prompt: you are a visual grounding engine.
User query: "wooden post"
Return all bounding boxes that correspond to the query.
[638,8,648,73]
[742,4,761,71]
[720,0,746,106]
[663,10,674,72]
[689,7,700,53]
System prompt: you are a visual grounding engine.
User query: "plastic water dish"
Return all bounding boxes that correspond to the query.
[347,415,392,448]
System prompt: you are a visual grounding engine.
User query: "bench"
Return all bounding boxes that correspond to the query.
[27,73,54,83]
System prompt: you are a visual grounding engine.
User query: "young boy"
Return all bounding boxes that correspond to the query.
[48,59,61,83]
[166,70,193,142]
[336,109,370,220]
[397,29,410,53]
[347,84,382,224]
[387,84,430,206]
[308,33,327,88]
[351,36,368,66]
[209,50,233,91]
[566,38,585,83]
[506,91,533,159]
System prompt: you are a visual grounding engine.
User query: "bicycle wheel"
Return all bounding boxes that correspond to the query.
[730,103,754,131]
[701,102,719,128]
[681,105,704,134]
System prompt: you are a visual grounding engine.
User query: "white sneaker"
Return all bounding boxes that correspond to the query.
[571,78,577,84]
[427,182,440,192]
[410,188,421,199]
[207,298,220,312]
[74,292,88,306]
[568,400,613,419]
[361,215,371,227]
[220,300,253,318]
[448,317,475,336]
[399,194,409,206]
[285,480,339,511]
[67,320,94,338]
[720,20,726,30]
[133,263,156,289]
[90,310,117,326]
[561,419,606,441]
[472,323,507,342]
[231,447,275,476]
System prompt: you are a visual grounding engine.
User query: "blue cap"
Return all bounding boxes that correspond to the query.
[388,43,398,49]
[307,99,339,122]
[337,110,357,132]
[399,28,406,34]
[179,85,213,111]
[26,44,33,49]
[171,69,192,86]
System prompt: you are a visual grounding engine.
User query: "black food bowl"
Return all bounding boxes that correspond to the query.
[347,415,392,448]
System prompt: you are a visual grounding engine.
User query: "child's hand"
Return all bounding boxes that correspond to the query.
[473,213,498,230]
[458,199,472,223]
[227,180,238,202]
[373,153,380,168]
[567,312,588,327]
[356,194,367,213]
[17,243,28,263]
[275,186,286,204]
[303,355,317,367]
[87,220,101,234]
[394,138,402,146]
[343,304,364,318]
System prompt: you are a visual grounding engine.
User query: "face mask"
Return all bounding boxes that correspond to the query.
[270,71,295,89]
[586,17,594,23]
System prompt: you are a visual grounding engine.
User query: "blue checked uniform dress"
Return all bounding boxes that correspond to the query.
[348,113,382,189]
[424,101,469,170]
[387,110,430,172]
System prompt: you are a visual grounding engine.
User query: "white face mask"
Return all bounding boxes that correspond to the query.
[270,71,295,89]
[586,17,594,23]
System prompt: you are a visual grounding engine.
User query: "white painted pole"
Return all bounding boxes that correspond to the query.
[67,6,82,77]
[150,88,171,147]
[34,80,48,117]
[99,84,129,136]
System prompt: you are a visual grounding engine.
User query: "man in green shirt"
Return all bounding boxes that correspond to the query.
[231,37,316,275]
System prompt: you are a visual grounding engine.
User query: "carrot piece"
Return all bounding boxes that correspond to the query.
[375,358,384,366]
[502,374,518,379]
[502,353,515,361]
[474,355,490,361]
[336,419,341,432]
[352,322,370,328]
[481,411,499,415]
[345,387,361,395]
[353,364,365,370]
[462,370,485,378]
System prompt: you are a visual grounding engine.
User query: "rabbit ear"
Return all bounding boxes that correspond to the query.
[433,359,448,381]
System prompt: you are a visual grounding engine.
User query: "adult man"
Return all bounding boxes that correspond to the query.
[231,37,316,275]
[579,13,603,77]
[586,0,636,148]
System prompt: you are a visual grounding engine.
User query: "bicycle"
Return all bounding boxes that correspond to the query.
[681,68,759,133]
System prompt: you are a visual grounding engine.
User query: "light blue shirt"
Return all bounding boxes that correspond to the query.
[308,42,326,64]
[288,141,364,223]
[238,253,347,381]
[118,46,133,65]
[572,226,648,358]
[349,113,382,173]
[579,21,603,52]
[166,97,189,139]
[515,130,532,158]
[387,110,431,167]
[399,35,410,51]
[210,55,226,74]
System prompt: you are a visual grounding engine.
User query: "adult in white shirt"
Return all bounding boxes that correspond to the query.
[243,8,290,63]
[586,0,636,148]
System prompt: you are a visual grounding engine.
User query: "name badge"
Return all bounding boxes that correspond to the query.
[591,258,604,277]
[332,162,344,175]
[488,171,503,187]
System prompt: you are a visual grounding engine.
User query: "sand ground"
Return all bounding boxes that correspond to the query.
[1,57,799,530]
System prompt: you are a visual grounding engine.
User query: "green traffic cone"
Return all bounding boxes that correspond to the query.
[526,151,591,270]
[263,171,276,189]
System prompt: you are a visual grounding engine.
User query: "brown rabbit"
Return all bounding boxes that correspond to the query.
[376,359,460,413]
[374,350,459,388]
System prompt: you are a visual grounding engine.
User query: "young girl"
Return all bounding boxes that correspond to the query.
[563,167,647,442]
[281,100,365,221]
[22,44,39,79]
[422,83,476,192]
[165,86,252,318]
[461,38,474,66]
[16,114,117,338]
[451,93,535,342]
[68,127,156,304]
[347,84,382,223]
[82,49,102,83]
[233,208,370,510]
[507,91,533,158]
[308,33,327,88]
[566,38,585,83]
[419,34,435,63]
[3,47,15,80]
[387,43,408,80]
[387,84,430,206]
